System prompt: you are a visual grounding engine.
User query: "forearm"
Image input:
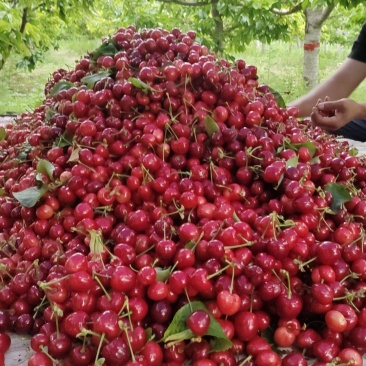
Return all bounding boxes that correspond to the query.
[351,102,366,120]
[288,75,355,117]
[288,58,366,117]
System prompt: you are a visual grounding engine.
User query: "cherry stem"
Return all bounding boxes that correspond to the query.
[293,256,317,272]
[238,354,252,366]
[94,332,105,365]
[341,271,360,284]
[229,263,235,294]
[184,287,193,311]
[123,327,136,362]
[52,303,63,338]
[40,345,58,364]
[37,274,70,290]
[0,263,13,279]
[93,274,111,301]
[224,241,254,250]
[118,296,134,330]
[272,269,291,299]
[334,288,365,312]
[33,295,48,319]
[207,261,233,280]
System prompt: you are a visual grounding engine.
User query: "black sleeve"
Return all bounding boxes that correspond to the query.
[348,23,366,63]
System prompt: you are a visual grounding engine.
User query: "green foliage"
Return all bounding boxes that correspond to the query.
[0,0,95,71]
[1,0,365,72]
[323,3,366,44]
[0,37,99,114]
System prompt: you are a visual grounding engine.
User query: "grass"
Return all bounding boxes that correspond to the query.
[240,41,365,105]
[0,37,100,115]
[0,38,364,114]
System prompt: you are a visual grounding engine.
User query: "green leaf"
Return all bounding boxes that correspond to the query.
[54,131,74,147]
[269,87,286,108]
[164,328,195,344]
[95,358,106,366]
[0,127,6,141]
[284,140,317,159]
[348,147,359,157]
[325,182,352,213]
[45,107,58,122]
[204,115,220,138]
[50,81,74,97]
[286,156,298,169]
[128,77,155,92]
[89,230,104,254]
[12,184,48,207]
[90,41,118,61]
[155,267,172,282]
[67,147,81,162]
[292,141,317,158]
[163,301,232,352]
[36,159,55,180]
[81,71,112,89]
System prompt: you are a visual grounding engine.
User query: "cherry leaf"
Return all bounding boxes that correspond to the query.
[162,301,232,352]
[45,107,57,122]
[163,328,195,345]
[268,87,286,108]
[54,131,73,147]
[67,147,81,162]
[0,127,6,141]
[285,156,298,169]
[128,77,155,92]
[17,143,32,161]
[155,267,172,282]
[90,41,118,61]
[36,159,55,180]
[204,115,219,138]
[325,182,352,213]
[292,141,317,158]
[12,184,48,207]
[50,81,74,97]
[95,358,106,366]
[348,147,359,156]
[89,230,104,254]
[81,71,112,89]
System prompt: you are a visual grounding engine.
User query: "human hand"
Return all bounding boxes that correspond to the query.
[310,98,362,132]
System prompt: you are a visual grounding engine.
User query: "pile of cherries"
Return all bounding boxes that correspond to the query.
[0,25,366,366]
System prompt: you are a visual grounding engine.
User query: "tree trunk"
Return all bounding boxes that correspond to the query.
[303,7,334,90]
[211,3,225,54]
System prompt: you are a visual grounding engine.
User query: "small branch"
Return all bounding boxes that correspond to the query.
[156,0,214,6]
[20,7,28,33]
[225,23,242,35]
[270,2,303,16]
[320,5,335,23]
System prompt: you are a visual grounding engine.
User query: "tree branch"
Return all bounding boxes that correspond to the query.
[20,7,28,33]
[156,0,214,6]
[320,5,335,23]
[225,23,242,35]
[270,2,303,16]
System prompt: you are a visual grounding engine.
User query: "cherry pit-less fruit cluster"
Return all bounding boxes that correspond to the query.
[0,25,365,366]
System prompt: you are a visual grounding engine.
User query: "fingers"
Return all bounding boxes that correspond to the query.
[310,107,338,131]
[317,101,338,112]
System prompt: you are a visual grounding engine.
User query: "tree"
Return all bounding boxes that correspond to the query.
[0,0,94,72]
[153,0,364,89]
[155,0,302,56]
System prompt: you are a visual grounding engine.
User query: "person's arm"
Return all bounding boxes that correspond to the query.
[288,58,366,117]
